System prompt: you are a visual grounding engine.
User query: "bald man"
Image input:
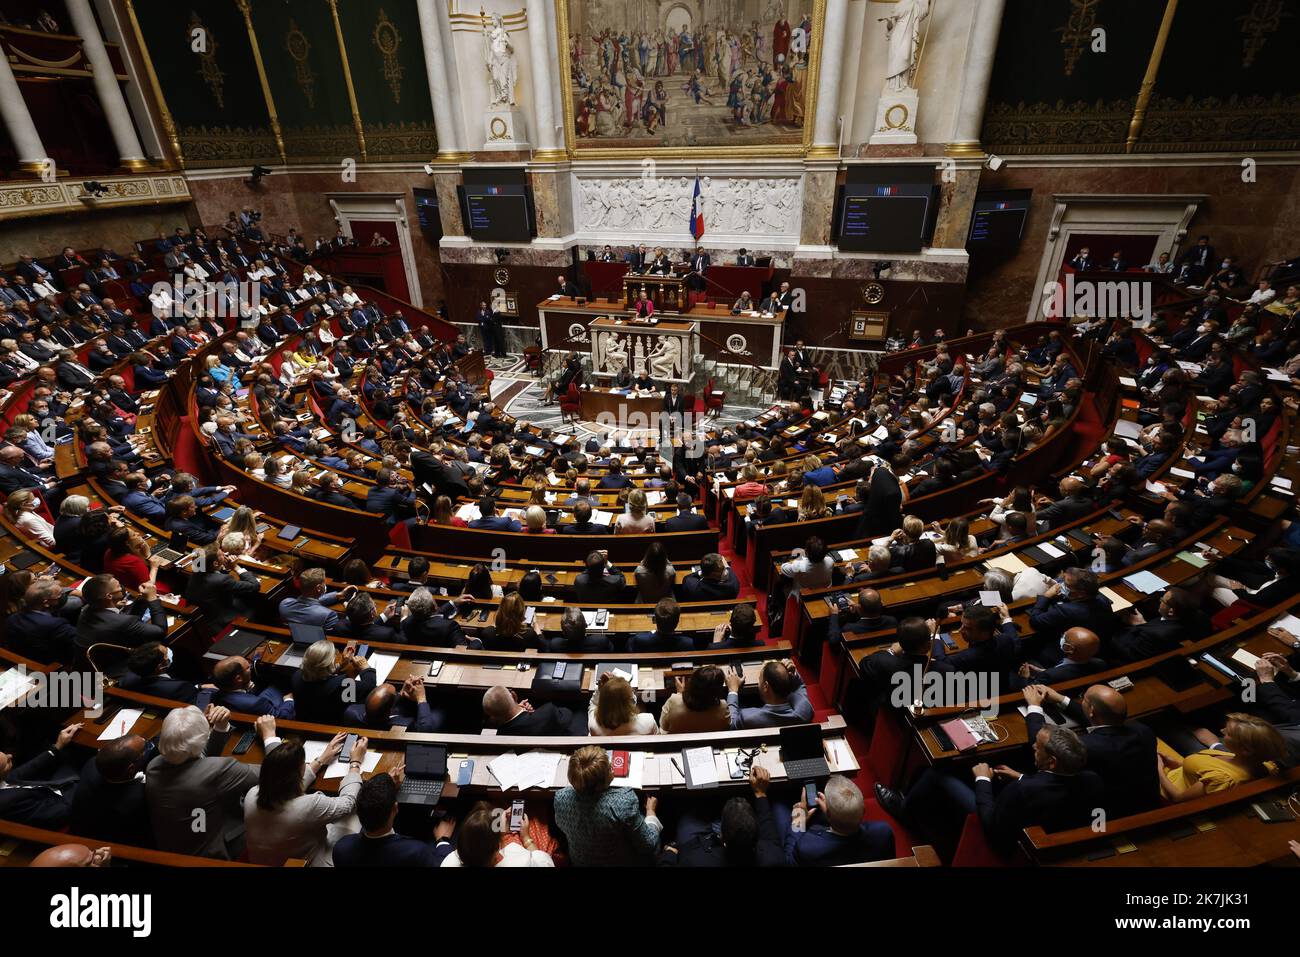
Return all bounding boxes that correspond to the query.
[1011,627,1106,689]
[29,844,111,868]
[1035,477,1095,529]
[1023,683,1160,817]
[345,678,444,733]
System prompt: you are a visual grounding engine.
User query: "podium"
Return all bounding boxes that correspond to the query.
[622,272,687,312]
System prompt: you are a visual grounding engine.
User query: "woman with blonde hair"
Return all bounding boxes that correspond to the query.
[614,487,656,534]
[221,505,265,556]
[733,464,770,500]
[936,516,978,559]
[524,504,554,534]
[588,673,659,735]
[291,469,315,496]
[479,591,543,652]
[798,483,829,521]
[432,494,469,528]
[5,489,54,547]
[1158,713,1287,802]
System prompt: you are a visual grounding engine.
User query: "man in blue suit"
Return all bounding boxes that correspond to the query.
[365,468,416,525]
[4,577,79,662]
[333,772,456,867]
[122,472,167,521]
[725,659,813,729]
[211,655,295,717]
[629,598,694,653]
[1028,567,1116,658]
[278,568,357,630]
[780,775,895,866]
[467,496,521,532]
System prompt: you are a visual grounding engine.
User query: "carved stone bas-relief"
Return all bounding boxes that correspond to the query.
[573,174,801,240]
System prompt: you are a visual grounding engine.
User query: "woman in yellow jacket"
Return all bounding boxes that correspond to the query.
[1157,712,1287,802]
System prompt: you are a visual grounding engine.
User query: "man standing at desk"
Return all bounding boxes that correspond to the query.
[625,245,649,272]
[687,246,710,293]
[649,247,674,275]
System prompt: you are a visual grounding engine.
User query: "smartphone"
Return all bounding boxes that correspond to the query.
[338,733,357,763]
[356,644,370,660]
[941,633,959,652]
[544,573,558,585]
[552,661,568,680]
[595,609,609,628]
[804,782,818,809]
[477,609,490,623]
[460,606,476,620]
[232,730,256,755]
[456,759,475,786]
[428,660,444,678]
[509,800,525,833]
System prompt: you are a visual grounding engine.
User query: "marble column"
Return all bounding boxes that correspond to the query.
[946,0,1006,158]
[0,50,48,175]
[808,0,849,158]
[930,165,982,248]
[544,0,565,147]
[417,0,469,161]
[66,0,148,169]
[526,0,562,158]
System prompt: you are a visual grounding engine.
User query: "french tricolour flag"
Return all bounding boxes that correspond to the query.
[689,175,705,241]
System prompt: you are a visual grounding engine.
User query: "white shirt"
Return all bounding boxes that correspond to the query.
[441,842,555,867]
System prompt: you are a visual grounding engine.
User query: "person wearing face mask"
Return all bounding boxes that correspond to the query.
[75,573,169,649]
[118,641,207,703]
[1011,627,1106,688]
[1028,567,1115,663]
[1170,316,1221,360]
[1212,546,1300,608]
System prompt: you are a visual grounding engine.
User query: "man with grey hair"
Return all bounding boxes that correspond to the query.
[278,567,355,630]
[399,587,467,646]
[849,545,893,583]
[876,724,1103,851]
[145,706,280,858]
[780,774,894,866]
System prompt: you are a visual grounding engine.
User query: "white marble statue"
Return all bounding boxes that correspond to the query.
[879,0,930,92]
[649,337,680,380]
[483,13,518,107]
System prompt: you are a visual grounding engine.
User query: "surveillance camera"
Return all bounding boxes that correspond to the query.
[422,163,435,176]
[986,155,1004,171]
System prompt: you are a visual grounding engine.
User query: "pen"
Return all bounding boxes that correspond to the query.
[670,757,685,781]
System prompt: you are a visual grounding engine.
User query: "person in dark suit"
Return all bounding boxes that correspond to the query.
[595,459,634,489]
[877,724,1103,850]
[1011,627,1106,688]
[291,638,377,724]
[663,492,709,532]
[630,598,694,652]
[779,774,895,866]
[482,685,584,735]
[365,469,416,525]
[344,677,444,733]
[333,772,455,866]
[686,247,710,292]
[1109,587,1199,661]
[210,656,295,718]
[546,606,614,653]
[0,724,83,828]
[399,589,470,647]
[1252,654,1300,762]
[184,545,261,631]
[858,458,904,536]
[1034,477,1094,529]
[556,273,578,297]
[662,383,688,440]
[680,553,740,601]
[467,496,522,532]
[1029,568,1115,657]
[1024,683,1160,817]
[1067,247,1095,271]
[75,574,169,649]
[559,499,611,535]
[661,765,786,867]
[736,249,756,267]
[4,577,79,663]
[573,550,627,603]
[117,642,202,703]
[69,734,154,847]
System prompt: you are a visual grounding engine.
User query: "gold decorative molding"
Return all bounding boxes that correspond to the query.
[235,0,286,165]
[123,0,184,169]
[944,140,985,158]
[1239,0,1290,69]
[982,98,1134,154]
[327,0,367,161]
[1126,0,1179,153]
[188,10,226,109]
[1057,0,1102,76]
[285,18,317,110]
[372,8,403,104]
[0,173,191,222]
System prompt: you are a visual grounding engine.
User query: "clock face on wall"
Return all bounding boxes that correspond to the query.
[863,282,885,305]
[494,267,511,286]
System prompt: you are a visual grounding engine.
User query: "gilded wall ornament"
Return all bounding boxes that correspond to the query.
[286,19,317,109]
[189,11,225,109]
[1056,0,1101,77]
[372,9,404,104]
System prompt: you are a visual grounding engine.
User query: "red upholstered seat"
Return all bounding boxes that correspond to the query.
[559,382,582,420]
[704,377,724,417]
[952,813,1027,867]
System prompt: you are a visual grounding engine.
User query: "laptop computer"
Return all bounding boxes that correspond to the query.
[150,542,185,563]
[278,623,327,668]
[398,744,448,806]
[779,724,830,778]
